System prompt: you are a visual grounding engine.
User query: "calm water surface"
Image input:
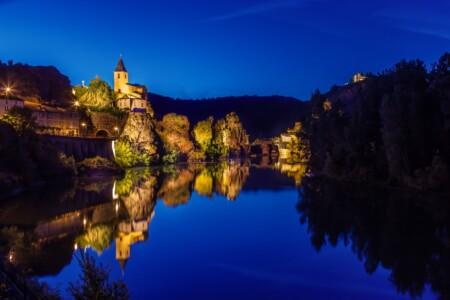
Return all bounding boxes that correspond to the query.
[0,162,445,299]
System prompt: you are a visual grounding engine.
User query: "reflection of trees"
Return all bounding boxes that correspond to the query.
[194,167,214,197]
[274,163,307,186]
[158,167,195,207]
[0,161,266,277]
[299,178,450,300]
[120,174,157,220]
[75,224,113,254]
[213,161,249,200]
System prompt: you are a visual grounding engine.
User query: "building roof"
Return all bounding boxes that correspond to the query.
[115,56,127,72]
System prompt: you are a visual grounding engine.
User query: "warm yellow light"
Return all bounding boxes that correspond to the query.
[74,243,78,250]
[81,122,86,127]
[83,218,87,226]
[114,126,119,131]
[5,87,11,93]
[74,101,80,107]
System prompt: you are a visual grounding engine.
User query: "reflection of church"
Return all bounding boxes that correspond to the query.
[116,211,154,270]
[115,177,157,270]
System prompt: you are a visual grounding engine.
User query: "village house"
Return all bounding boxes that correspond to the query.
[0,97,80,136]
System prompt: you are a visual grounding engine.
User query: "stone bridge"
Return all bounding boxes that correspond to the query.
[251,139,278,157]
[41,135,115,161]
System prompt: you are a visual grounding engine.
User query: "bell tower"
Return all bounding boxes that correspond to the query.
[114,56,128,94]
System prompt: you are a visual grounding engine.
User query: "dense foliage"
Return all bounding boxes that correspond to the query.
[0,113,75,192]
[306,53,450,190]
[157,113,194,161]
[73,77,115,110]
[150,94,310,139]
[192,116,213,153]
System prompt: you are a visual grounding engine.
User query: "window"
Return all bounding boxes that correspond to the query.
[117,73,120,79]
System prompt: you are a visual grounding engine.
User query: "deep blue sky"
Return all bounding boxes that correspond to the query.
[1,0,449,99]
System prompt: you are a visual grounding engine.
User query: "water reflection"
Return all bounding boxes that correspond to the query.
[0,161,299,276]
[0,163,447,299]
[299,178,450,300]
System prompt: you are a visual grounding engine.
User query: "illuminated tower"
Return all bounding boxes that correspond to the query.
[114,56,128,94]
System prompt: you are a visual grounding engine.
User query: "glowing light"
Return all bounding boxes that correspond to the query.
[112,140,116,158]
[74,101,80,107]
[83,218,87,226]
[115,203,119,212]
[5,87,11,93]
[81,122,87,128]
[74,243,78,250]
[112,181,119,199]
[114,126,119,131]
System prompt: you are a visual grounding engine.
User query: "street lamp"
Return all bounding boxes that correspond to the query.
[5,86,11,99]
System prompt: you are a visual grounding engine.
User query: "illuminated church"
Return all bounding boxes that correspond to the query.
[114,56,151,113]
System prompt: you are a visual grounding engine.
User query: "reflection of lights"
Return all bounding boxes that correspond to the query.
[112,141,116,159]
[74,243,78,251]
[115,203,119,212]
[112,181,119,199]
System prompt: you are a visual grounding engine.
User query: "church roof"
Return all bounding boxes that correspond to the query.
[115,56,127,72]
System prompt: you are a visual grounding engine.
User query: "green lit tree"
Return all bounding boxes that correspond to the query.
[74,77,115,110]
[192,117,213,153]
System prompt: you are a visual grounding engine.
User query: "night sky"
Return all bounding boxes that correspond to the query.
[1,0,449,99]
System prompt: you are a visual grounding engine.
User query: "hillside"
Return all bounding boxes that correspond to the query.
[0,60,72,106]
[150,93,310,140]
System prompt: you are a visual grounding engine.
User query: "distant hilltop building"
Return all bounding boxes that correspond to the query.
[114,56,151,113]
[352,72,367,83]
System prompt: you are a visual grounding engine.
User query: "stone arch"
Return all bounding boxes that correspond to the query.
[96,130,109,138]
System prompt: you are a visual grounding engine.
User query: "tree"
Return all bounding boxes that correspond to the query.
[213,112,249,157]
[114,137,153,168]
[68,253,129,300]
[192,117,213,153]
[74,77,115,110]
[0,107,36,134]
[157,113,194,161]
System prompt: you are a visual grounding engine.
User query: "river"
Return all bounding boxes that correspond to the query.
[0,161,445,299]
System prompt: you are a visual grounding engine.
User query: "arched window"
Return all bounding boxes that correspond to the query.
[117,73,120,79]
